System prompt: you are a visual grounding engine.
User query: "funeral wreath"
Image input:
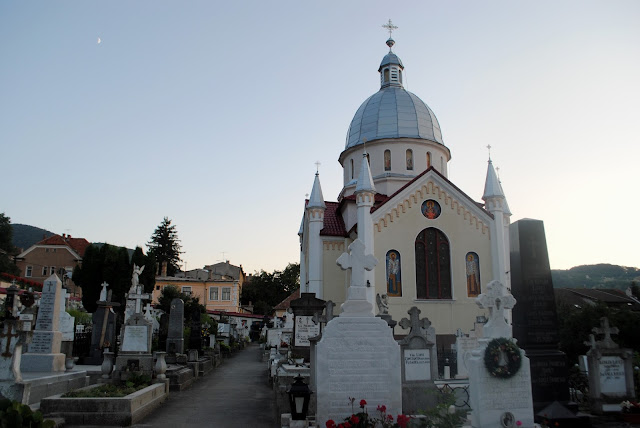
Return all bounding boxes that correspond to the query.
[484,337,522,379]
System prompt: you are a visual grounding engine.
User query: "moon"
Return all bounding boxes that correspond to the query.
[97,37,101,44]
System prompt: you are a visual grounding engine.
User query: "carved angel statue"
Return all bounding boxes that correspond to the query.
[130,264,145,292]
[376,293,389,315]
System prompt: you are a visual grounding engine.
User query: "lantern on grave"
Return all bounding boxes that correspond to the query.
[287,375,312,420]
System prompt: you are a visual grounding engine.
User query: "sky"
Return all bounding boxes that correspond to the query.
[1,1,639,274]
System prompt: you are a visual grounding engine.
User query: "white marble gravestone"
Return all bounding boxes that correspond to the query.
[21,275,66,372]
[468,280,534,428]
[315,239,401,425]
[59,289,75,342]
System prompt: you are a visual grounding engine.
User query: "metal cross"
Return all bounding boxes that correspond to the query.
[399,306,431,332]
[1,323,20,357]
[486,144,492,160]
[315,161,321,174]
[382,19,398,38]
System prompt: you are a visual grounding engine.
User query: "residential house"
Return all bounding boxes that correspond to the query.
[14,234,90,297]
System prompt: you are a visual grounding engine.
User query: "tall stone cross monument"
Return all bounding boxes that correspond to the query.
[315,239,401,425]
[467,280,534,427]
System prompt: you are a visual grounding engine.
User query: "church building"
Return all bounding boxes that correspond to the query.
[298,33,512,344]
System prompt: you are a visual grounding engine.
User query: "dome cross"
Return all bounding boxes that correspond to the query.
[382,19,398,38]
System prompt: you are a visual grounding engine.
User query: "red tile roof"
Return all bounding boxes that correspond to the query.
[37,235,91,257]
[274,288,301,310]
[320,202,348,237]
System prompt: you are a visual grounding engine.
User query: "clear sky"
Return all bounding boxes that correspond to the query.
[1,1,639,274]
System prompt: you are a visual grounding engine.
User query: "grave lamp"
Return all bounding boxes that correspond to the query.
[287,375,312,420]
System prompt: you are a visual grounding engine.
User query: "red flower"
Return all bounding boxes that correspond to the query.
[360,399,367,408]
[387,414,394,421]
[343,422,351,428]
[326,420,336,428]
[516,422,522,427]
[377,404,387,413]
[350,415,359,424]
[397,414,411,428]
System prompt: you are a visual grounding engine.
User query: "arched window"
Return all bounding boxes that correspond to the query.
[465,252,481,297]
[384,68,390,83]
[384,150,391,171]
[406,149,413,170]
[415,228,451,299]
[350,159,354,179]
[426,152,431,168]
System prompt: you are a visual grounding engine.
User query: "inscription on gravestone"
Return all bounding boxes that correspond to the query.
[598,356,625,394]
[404,349,430,381]
[294,316,321,347]
[122,326,149,352]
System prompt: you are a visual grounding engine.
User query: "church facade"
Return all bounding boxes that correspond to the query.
[298,35,512,342]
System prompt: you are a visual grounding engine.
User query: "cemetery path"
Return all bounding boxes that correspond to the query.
[131,343,278,428]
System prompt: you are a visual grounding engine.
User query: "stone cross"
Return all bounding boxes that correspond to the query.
[475,280,516,338]
[144,303,152,316]
[584,333,597,351]
[592,317,619,349]
[313,301,337,325]
[99,282,109,302]
[336,239,378,289]
[128,288,151,315]
[399,306,431,333]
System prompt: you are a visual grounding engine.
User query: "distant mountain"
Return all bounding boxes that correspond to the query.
[551,264,640,290]
[11,224,55,252]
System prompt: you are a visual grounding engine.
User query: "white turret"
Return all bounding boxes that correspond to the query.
[354,153,377,310]
[482,159,511,289]
[306,172,326,298]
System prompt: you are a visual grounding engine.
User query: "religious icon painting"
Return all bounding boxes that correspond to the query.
[465,252,481,297]
[386,250,402,297]
[421,199,441,219]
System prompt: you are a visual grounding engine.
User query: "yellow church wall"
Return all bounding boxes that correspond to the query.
[322,239,348,305]
[371,178,494,334]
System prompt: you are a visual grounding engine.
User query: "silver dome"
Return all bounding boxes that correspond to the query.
[345,87,444,149]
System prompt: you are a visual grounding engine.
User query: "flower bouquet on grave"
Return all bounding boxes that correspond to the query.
[621,400,640,414]
[325,398,412,428]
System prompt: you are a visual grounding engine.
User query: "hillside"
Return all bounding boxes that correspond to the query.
[11,224,55,252]
[551,264,640,290]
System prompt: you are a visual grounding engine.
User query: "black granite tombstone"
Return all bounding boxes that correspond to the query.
[189,310,202,354]
[289,293,325,361]
[510,219,571,411]
[85,303,118,365]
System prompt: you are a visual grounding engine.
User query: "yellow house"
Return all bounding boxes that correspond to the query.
[152,261,248,313]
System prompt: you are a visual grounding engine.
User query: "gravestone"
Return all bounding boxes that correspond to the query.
[290,292,325,362]
[189,309,202,354]
[144,303,160,334]
[510,219,570,410]
[584,318,636,414]
[59,289,75,359]
[398,307,438,414]
[166,298,185,363]
[468,280,534,427]
[85,282,119,365]
[455,330,478,379]
[315,239,401,425]
[21,275,66,372]
[114,278,153,379]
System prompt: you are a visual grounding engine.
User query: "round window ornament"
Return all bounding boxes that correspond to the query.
[421,199,441,219]
[483,338,522,379]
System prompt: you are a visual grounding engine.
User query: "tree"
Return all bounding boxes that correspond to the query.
[147,217,182,276]
[73,244,155,312]
[240,263,300,315]
[0,213,19,275]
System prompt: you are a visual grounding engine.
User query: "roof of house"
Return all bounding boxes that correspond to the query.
[273,288,301,311]
[554,288,640,311]
[37,234,91,257]
[203,261,244,281]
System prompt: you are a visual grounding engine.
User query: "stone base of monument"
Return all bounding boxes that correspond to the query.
[40,380,169,426]
[0,370,89,405]
[167,366,195,392]
[21,352,66,373]
[187,361,200,379]
[197,357,213,377]
[402,382,438,415]
[113,354,154,381]
[315,316,401,425]
[468,342,534,428]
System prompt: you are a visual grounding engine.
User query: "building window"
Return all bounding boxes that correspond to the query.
[209,287,219,301]
[427,152,431,168]
[51,266,56,276]
[384,150,391,171]
[181,286,192,296]
[26,266,33,277]
[350,159,354,179]
[156,286,160,291]
[406,149,413,170]
[415,228,451,299]
[384,68,389,83]
[222,287,231,301]
[42,266,48,276]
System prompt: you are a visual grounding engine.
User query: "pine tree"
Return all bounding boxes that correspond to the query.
[147,217,182,276]
[0,213,19,275]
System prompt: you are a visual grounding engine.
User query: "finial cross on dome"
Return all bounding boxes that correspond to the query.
[315,161,321,174]
[382,19,398,38]
[486,144,492,161]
